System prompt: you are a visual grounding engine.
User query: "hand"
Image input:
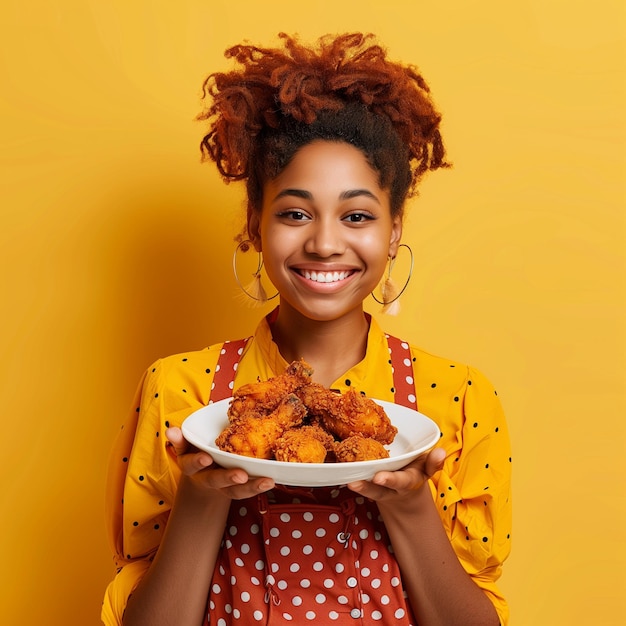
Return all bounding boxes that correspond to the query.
[165,427,275,500]
[346,446,446,503]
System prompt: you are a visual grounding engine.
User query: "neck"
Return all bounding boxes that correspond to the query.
[270,304,370,387]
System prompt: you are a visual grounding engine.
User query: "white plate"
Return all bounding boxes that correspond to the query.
[182,398,440,487]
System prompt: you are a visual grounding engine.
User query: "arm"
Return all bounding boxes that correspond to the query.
[122,428,275,626]
[349,449,500,626]
[348,366,511,626]
[102,354,276,626]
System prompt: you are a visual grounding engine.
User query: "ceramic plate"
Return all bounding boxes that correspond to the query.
[181,398,440,487]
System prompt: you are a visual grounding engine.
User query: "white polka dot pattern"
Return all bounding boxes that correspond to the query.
[204,489,416,625]
[385,334,417,410]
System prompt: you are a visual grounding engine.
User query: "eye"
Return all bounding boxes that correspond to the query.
[344,212,374,223]
[277,210,310,221]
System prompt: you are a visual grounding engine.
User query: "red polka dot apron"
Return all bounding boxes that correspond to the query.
[203,331,418,625]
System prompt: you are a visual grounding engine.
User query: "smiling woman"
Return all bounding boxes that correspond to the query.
[251,140,401,334]
[102,32,512,626]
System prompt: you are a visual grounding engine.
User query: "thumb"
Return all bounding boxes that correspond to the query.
[425,447,446,477]
[165,426,187,456]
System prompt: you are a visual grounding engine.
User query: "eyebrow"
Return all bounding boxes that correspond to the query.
[273,188,381,204]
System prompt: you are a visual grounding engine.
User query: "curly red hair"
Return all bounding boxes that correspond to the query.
[198,33,448,216]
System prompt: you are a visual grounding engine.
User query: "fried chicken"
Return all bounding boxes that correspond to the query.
[215,361,397,464]
[314,388,397,445]
[227,359,314,421]
[334,435,390,462]
[216,394,307,459]
[295,382,341,423]
[274,425,334,463]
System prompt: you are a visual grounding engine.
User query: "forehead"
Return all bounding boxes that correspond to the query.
[269,140,383,191]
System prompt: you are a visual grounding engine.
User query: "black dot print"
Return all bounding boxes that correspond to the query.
[473,422,478,428]
[154,393,159,398]
[139,475,144,481]
[133,521,139,527]
[122,457,128,463]
[205,368,211,374]
[431,383,437,388]
[454,396,459,402]
[182,358,188,362]
[345,379,351,386]
[482,537,488,543]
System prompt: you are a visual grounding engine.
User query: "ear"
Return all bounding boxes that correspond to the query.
[388,215,403,258]
[246,208,262,252]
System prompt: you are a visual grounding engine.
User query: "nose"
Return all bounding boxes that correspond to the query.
[303,217,345,257]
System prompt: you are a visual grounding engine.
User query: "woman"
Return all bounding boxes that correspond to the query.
[102,33,511,626]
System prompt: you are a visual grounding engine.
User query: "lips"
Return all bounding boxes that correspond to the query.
[299,269,354,283]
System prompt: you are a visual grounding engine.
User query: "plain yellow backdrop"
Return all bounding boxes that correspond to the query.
[1,1,624,624]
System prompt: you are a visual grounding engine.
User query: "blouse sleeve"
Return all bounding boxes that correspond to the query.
[101,355,210,625]
[428,365,513,626]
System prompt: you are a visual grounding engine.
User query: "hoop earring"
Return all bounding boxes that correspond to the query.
[232,240,279,307]
[370,243,414,315]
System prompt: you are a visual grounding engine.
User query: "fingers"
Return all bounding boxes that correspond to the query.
[166,426,276,498]
[347,447,448,499]
[221,477,276,500]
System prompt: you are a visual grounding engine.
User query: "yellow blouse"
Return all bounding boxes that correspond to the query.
[102,315,512,624]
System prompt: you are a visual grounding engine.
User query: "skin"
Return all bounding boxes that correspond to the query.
[122,140,499,626]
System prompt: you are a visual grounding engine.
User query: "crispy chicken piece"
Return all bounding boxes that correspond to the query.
[317,388,397,445]
[228,359,314,421]
[216,394,307,459]
[274,425,333,463]
[334,435,390,462]
[295,382,341,422]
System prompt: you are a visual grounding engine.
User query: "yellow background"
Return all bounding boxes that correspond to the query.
[1,1,624,624]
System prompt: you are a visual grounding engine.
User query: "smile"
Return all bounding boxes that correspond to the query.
[299,269,353,283]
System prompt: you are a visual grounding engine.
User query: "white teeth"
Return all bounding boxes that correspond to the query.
[302,270,349,283]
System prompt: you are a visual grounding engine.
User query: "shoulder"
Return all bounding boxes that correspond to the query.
[406,343,499,395]
[144,340,244,385]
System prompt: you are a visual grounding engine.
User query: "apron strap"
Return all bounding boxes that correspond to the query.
[209,338,250,403]
[385,333,418,411]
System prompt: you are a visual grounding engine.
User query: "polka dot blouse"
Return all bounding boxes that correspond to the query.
[102,313,512,625]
